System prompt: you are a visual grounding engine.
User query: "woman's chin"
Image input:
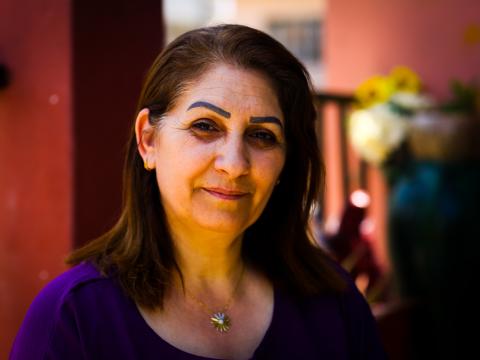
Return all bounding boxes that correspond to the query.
[195,220,246,235]
[189,213,253,236]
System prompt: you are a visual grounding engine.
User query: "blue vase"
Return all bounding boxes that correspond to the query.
[387,160,480,357]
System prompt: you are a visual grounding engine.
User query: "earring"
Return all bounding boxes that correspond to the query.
[144,160,154,171]
[276,179,280,185]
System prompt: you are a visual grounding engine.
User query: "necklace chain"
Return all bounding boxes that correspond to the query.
[184,265,245,332]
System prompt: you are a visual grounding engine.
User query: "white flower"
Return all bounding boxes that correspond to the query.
[390,92,435,111]
[348,104,411,165]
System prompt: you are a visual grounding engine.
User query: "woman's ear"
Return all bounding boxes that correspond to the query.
[135,108,156,167]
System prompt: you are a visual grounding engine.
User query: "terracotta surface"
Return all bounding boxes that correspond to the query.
[0,1,72,356]
[0,0,163,356]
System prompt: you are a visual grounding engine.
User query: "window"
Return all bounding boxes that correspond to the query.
[269,20,321,63]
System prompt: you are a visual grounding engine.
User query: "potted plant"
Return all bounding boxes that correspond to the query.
[347,67,480,357]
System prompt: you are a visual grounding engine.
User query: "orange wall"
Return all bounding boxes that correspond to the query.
[0,1,163,356]
[324,0,480,270]
[0,0,72,356]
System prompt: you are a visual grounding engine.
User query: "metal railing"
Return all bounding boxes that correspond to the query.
[314,92,368,212]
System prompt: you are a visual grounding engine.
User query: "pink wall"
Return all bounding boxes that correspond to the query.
[325,0,480,98]
[0,0,72,356]
[323,0,480,270]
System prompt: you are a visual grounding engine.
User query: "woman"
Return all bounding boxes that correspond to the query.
[10,25,385,359]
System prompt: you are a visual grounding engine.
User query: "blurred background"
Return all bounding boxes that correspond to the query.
[1,0,479,358]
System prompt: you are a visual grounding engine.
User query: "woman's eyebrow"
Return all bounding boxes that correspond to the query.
[250,116,283,128]
[187,101,231,118]
[187,101,282,128]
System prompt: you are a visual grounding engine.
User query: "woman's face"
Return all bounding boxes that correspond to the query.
[148,64,286,236]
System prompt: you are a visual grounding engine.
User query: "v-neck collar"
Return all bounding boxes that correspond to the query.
[130,286,278,360]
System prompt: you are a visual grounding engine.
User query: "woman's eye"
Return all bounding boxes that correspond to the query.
[248,130,279,147]
[191,120,219,133]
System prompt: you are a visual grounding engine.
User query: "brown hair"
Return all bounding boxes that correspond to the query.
[67,24,346,310]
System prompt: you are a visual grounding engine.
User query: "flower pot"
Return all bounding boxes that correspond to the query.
[387,160,480,357]
[408,112,480,162]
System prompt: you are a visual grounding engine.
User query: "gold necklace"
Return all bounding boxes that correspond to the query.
[185,266,245,333]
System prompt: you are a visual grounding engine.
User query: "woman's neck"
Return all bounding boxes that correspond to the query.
[170,226,245,298]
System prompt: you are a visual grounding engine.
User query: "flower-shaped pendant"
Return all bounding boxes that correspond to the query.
[210,312,231,332]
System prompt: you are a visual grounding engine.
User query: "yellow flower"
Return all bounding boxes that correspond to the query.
[354,75,394,108]
[389,66,421,93]
[349,66,428,166]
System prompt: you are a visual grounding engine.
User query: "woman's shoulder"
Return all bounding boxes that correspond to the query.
[9,262,115,359]
[303,259,377,329]
[319,261,387,359]
[283,259,369,320]
[49,261,105,287]
[29,261,109,310]
[288,260,387,359]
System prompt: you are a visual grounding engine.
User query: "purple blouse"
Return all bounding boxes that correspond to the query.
[10,262,386,359]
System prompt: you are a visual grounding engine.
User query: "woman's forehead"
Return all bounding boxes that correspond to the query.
[173,64,282,116]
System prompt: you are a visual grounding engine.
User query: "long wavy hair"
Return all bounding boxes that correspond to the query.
[67,24,346,310]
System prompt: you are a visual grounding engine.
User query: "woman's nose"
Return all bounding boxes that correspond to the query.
[214,135,250,178]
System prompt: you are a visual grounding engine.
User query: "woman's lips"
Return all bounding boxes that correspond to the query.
[203,188,249,200]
